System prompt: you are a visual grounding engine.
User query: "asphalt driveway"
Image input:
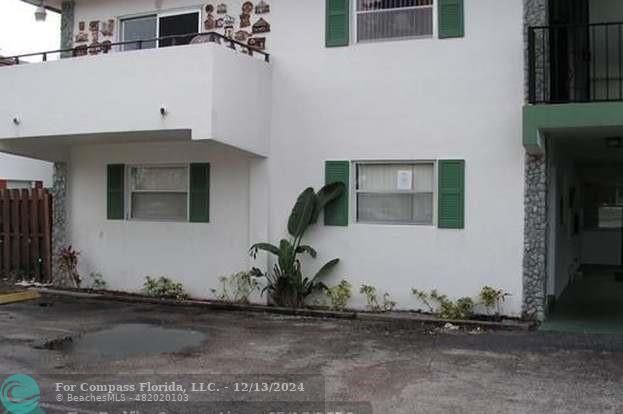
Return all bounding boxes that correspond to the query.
[0,294,622,413]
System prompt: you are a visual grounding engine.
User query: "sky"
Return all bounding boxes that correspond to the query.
[0,0,61,57]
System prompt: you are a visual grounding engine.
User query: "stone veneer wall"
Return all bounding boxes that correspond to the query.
[61,1,75,57]
[52,162,69,286]
[523,0,548,320]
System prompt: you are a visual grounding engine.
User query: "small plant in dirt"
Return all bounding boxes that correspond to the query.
[411,289,474,320]
[479,286,511,317]
[360,284,379,311]
[360,284,396,312]
[381,293,397,312]
[250,183,345,308]
[58,246,81,288]
[144,276,188,301]
[88,272,107,290]
[211,271,260,304]
[325,280,352,310]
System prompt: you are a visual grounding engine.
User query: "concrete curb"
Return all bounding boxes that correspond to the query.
[33,288,536,331]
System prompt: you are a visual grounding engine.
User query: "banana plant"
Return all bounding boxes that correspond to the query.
[250,183,345,307]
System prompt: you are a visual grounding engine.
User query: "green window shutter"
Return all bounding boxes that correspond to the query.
[438,160,465,229]
[189,163,210,223]
[107,164,125,220]
[324,161,349,226]
[438,0,464,39]
[326,0,350,47]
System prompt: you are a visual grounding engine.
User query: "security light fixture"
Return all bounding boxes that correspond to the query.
[35,1,47,22]
[13,116,20,125]
[606,137,623,149]
[160,106,168,117]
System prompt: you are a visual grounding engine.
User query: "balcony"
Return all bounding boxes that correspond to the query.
[0,32,271,158]
[528,22,623,104]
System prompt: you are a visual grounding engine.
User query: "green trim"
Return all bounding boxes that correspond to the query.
[107,164,125,220]
[438,160,465,229]
[438,0,464,39]
[189,163,210,223]
[326,0,350,47]
[523,102,623,153]
[324,161,349,226]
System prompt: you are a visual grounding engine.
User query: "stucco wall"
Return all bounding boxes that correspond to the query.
[68,140,255,299]
[262,0,526,314]
[60,0,527,314]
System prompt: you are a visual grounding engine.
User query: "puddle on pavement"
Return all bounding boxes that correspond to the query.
[57,323,206,360]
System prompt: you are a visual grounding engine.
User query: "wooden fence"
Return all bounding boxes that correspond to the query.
[0,189,52,281]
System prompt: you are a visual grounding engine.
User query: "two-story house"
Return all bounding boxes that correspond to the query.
[1,0,620,321]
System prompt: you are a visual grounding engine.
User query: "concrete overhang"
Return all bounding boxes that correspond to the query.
[0,43,272,158]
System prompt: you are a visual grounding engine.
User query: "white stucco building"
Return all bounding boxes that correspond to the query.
[2,0,622,321]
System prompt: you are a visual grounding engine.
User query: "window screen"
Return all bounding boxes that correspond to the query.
[158,12,200,47]
[121,15,157,51]
[356,0,434,42]
[129,166,188,221]
[356,162,434,224]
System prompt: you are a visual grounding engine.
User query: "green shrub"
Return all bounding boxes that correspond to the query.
[211,271,260,304]
[360,284,396,312]
[479,286,511,316]
[326,280,352,310]
[89,272,107,290]
[360,284,379,311]
[249,184,344,307]
[412,289,474,320]
[143,276,188,301]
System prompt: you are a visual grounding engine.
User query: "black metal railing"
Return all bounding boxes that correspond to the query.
[0,31,270,66]
[529,22,623,104]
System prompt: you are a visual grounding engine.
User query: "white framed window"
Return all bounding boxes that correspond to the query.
[355,161,435,225]
[355,0,434,43]
[128,164,189,221]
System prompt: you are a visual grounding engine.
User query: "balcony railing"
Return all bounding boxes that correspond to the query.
[528,22,623,104]
[0,31,270,66]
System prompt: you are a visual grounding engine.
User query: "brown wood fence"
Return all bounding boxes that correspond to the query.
[0,189,52,281]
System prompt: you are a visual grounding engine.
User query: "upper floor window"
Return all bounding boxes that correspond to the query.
[120,10,200,51]
[356,0,434,42]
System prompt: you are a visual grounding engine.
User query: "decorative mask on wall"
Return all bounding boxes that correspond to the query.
[239,13,251,28]
[241,1,254,14]
[201,1,272,52]
[255,0,270,14]
[205,14,216,30]
[252,17,270,34]
[89,20,100,32]
[234,30,251,42]
[101,19,115,37]
[247,36,265,50]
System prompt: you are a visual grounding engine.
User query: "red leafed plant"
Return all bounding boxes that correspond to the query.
[58,245,81,288]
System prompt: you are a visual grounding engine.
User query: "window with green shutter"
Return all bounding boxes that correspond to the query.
[438,0,464,39]
[107,164,125,220]
[325,161,349,226]
[438,160,465,229]
[189,163,210,223]
[326,0,350,47]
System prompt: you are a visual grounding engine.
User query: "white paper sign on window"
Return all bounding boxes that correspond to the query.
[396,170,413,191]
